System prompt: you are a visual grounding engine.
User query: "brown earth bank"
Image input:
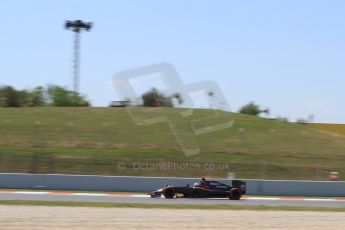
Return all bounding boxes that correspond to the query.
[0,205,345,230]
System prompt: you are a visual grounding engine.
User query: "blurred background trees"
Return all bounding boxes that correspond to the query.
[239,102,269,116]
[0,85,90,107]
[141,88,182,107]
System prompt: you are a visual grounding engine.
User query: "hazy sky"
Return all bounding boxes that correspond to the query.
[1,0,345,123]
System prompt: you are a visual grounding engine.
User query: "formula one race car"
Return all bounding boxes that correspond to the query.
[149,178,246,200]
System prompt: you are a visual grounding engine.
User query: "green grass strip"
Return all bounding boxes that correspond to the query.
[0,200,345,212]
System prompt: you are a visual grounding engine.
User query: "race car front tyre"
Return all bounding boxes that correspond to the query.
[163,187,176,199]
[229,188,242,200]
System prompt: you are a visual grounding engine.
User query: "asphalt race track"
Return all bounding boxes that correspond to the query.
[0,190,345,208]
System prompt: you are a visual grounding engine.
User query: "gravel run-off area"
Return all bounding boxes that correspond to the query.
[1,205,345,230]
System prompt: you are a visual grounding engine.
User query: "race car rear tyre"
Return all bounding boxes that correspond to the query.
[229,188,241,200]
[163,187,176,199]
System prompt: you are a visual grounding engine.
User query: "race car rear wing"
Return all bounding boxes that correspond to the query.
[232,180,246,194]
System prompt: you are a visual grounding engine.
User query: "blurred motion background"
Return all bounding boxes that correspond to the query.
[0,107,344,180]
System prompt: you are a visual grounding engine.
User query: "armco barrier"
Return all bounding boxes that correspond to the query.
[246,179,345,197]
[0,173,344,197]
[0,173,196,193]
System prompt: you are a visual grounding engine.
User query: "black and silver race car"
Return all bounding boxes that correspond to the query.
[149,178,246,200]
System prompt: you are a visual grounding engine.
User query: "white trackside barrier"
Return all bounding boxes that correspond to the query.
[0,173,344,197]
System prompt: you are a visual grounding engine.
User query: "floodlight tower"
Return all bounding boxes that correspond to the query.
[65,20,92,93]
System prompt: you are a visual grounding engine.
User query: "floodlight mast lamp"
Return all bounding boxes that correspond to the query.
[65,20,92,93]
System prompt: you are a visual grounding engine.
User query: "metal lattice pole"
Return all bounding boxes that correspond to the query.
[73,31,80,93]
[65,20,92,93]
